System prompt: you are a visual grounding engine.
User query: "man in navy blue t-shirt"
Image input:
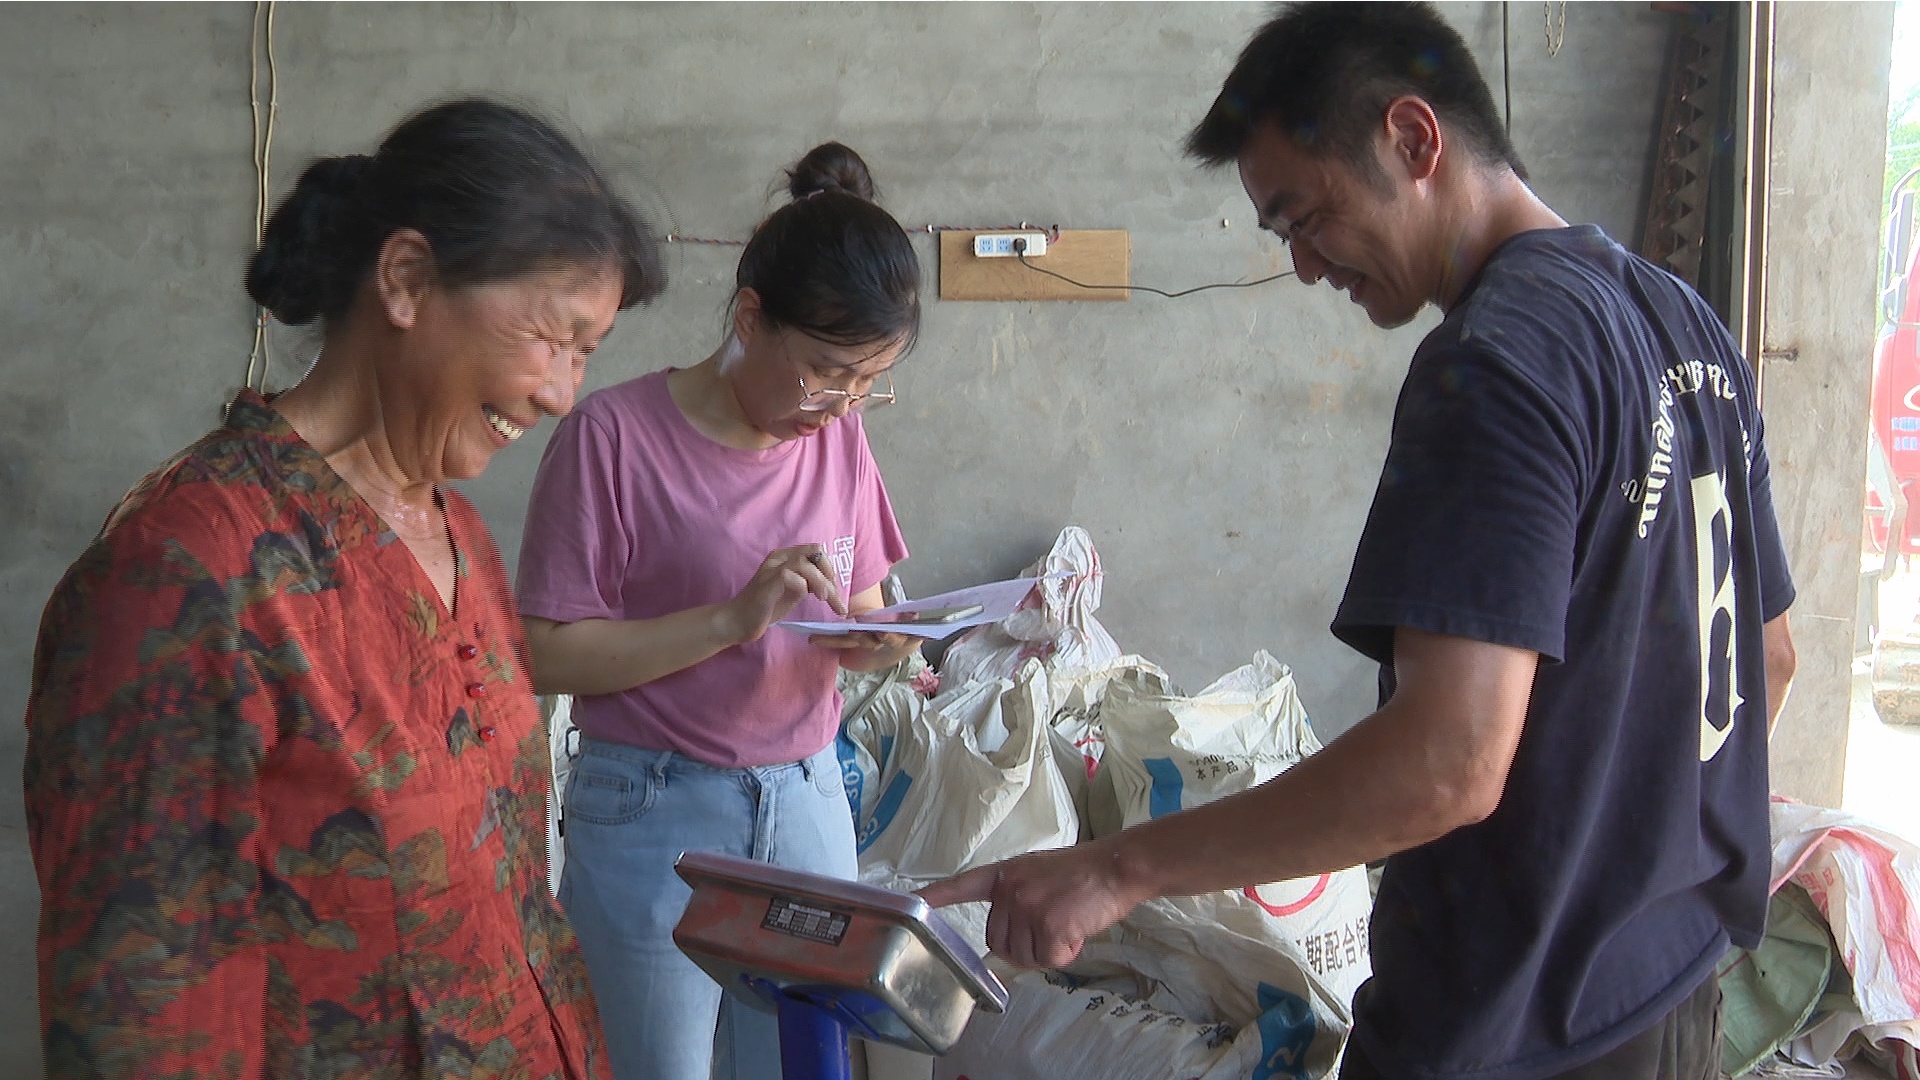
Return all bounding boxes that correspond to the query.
[922,4,1798,1078]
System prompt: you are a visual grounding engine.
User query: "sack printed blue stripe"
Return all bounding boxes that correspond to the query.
[1143,756,1185,819]
[1253,981,1315,1080]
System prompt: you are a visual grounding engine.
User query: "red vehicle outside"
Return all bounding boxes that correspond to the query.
[1866,170,1920,555]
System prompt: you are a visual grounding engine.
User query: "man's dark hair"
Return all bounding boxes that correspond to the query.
[1186,2,1526,182]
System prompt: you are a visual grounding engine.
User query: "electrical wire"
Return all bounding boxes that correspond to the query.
[1014,250,1293,299]
[1502,2,1513,137]
[663,223,1065,248]
[662,225,1292,299]
[918,222,1063,243]
[246,0,279,394]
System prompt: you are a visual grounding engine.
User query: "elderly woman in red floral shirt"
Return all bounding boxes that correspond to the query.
[23,97,663,1080]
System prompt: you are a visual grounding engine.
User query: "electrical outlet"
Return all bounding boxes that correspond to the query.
[972,232,1049,258]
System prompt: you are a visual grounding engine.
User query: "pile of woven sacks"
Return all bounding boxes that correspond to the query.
[837,526,1374,1080]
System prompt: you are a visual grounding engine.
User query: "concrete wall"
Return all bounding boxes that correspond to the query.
[0,2,1677,786]
[0,3,1882,1073]
[1757,1,1897,805]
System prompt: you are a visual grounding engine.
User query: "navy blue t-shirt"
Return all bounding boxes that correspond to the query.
[1331,225,1795,1080]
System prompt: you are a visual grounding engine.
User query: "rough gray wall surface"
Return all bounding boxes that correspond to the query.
[0,1,1673,778]
[0,2,1872,1074]
[1758,2,1896,806]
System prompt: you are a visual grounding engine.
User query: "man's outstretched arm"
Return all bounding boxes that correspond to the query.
[920,627,1539,969]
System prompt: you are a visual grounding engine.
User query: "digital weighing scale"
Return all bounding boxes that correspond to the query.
[673,851,1010,1080]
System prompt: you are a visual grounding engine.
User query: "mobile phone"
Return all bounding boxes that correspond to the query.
[861,603,985,625]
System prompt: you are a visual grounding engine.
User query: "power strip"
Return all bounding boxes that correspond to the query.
[972,232,1050,258]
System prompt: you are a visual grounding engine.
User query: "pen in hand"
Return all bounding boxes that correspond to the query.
[805,548,846,615]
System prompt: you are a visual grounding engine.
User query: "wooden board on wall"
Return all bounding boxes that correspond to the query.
[938,230,1131,301]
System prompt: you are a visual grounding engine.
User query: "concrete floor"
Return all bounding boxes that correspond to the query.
[1828,566,1920,1080]
[1848,568,1920,843]
[1845,657,1920,844]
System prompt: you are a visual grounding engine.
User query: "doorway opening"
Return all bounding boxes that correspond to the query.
[1846,0,1920,843]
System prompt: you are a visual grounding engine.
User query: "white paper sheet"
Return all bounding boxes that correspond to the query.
[777,575,1054,640]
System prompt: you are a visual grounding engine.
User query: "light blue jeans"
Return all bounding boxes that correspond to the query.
[559,736,858,1080]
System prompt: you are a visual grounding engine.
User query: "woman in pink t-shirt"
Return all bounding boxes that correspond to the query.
[515,142,922,1080]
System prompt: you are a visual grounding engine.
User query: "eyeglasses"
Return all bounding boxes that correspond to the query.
[797,372,896,414]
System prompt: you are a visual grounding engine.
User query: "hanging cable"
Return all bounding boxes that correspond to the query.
[916,222,1064,242]
[1544,1,1567,58]
[246,0,279,394]
[1502,2,1513,137]
[1014,248,1293,299]
[664,222,1067,248]
[662,225,1291,298]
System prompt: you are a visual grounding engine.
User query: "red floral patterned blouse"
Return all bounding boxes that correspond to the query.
[24,392,609,1079]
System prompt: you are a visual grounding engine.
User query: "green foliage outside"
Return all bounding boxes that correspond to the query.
[1885,85,1919,327]
[1888,0,1920,201]
[1886,82,1920,229]
[1881,0,1919,329]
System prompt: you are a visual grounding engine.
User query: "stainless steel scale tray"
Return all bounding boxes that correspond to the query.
[673,850,1008,1054]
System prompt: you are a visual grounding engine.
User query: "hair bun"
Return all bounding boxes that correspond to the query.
[785,142,876,203]
[244,154,380,326]
[244,98,662,329]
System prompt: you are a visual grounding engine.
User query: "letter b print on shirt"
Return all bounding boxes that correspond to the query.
[1692,469,1743,762]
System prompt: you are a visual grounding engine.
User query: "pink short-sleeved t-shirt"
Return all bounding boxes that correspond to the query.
[516,369,909,768]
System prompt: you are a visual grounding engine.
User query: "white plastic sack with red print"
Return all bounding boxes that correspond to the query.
[1088,649,1369,1005]
[939,653,1371,1080]
[1767,799,1920,1079]
[938,526,1123,688]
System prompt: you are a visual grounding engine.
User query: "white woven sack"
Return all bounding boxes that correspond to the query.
[1046,656,1173,844]
[1102,895,1363,1078]
[933,966,1241,1080]
[842,661,1080,915]
[1094,651,1320,834]
[1090,652,1374,1008]
[939,526,1123,687]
